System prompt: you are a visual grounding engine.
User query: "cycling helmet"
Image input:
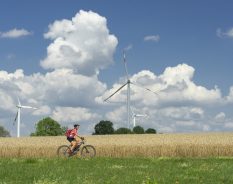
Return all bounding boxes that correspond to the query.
[74,124,80,128]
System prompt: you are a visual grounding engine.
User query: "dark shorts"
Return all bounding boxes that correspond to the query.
[67,137,75,142]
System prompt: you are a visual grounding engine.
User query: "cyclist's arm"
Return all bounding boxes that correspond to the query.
[74,135,82,140]
[76,135,84,141]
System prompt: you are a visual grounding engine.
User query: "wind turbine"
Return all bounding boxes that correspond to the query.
[131,109,147,127]
[104,51,158,129]
[104,51,131,128]
[14,98,37,138]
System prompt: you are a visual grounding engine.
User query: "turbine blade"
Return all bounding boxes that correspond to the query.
[104,83,128,102]
[17,97,21,106]
[136,114,147,117]
[123,50,129,80]
[14,111,18,125]
[131,82,159,96]
[21,105,38,109]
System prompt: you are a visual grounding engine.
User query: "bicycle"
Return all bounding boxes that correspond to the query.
[57,137,96,158]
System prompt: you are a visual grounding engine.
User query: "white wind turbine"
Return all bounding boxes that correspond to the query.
[104,51,158,129]
[14,98,37,138]
[131,109,148,127]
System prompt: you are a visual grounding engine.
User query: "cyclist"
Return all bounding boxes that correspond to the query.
[66,124,82,153]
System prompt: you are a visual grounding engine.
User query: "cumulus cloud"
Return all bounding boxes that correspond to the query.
[224,122,233,128]
[32,105,51,116]
[0,28,32,38]
[216,28,233,38]
[157,107,204,120]
[41,10,118,76]
[226,86,233,103]
[144,35,160,42]
[100,63,233,132]
[51,107,101,123]
[0,10,119,136]
[101,64,222,107]
[1,62,233,135]
[0,67,108,135]
[214,112,226,123]
[105,106,127,125]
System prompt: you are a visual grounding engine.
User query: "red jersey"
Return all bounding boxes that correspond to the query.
[69,128,78,138]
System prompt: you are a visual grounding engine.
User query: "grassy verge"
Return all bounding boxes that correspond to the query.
[0,157,233,184]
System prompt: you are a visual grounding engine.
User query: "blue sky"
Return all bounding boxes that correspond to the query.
[0,0,233,136]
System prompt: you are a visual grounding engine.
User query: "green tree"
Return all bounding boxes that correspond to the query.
[133,126,144,134]
[115,127,132,134]
[145,128,156,134]
[94,120,114,135]
[31,117,64,136]
[0,125,10,137]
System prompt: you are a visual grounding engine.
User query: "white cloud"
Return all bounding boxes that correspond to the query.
[0,90,15,112]
[41,10,118,76]
[102,63,222,107]
[0,69,24,80]
[51,106,101,122]
[0,68,108,135]
[14,68,107,107]
[0,10,119,136]
[105,106,127,125]
[100,63,233,133]
[216,27,233,38]
[226,86,233,103]
[214,112,226,123]
[158,107,204,120]
[0,28,32,38]
[176,120,195,127]
[224,122,233,129]
[161,63,194,84]
[1,62,233,135]
[144,35,160,42]
[32,105,51,116]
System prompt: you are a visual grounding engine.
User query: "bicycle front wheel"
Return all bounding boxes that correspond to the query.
[57,145,70,158]
[81,145,96,158]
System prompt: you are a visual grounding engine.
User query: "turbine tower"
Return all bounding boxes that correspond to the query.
[124,51,131,129]
[14,98,37,138]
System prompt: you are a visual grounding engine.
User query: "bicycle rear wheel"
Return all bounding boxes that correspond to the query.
[81,145,96,158]
[57,145,70,158]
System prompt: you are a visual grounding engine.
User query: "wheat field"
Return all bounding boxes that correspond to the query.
[1,133,233,158]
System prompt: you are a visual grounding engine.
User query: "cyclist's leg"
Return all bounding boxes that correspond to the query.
[67,137,75,153]
[70,140,77,152]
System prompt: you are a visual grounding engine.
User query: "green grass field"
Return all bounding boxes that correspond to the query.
[0,157,233,184]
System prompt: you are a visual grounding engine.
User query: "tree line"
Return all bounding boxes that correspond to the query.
[0,117,156,137]
[93,120,156,135]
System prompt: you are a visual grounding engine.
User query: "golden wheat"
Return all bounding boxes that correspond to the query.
[0,133,233,158]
